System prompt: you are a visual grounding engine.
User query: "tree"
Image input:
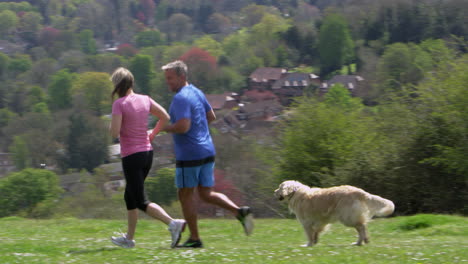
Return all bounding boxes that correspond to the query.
[0,52,10,80]
[194,36,223,58]
[135,30,164,48]
[72,72,113,116]
[164,13,193,42]
[0,108,17,131]
[129,54,155,95]
[79,29,97,55]
[30,58,57,88]
[66,111,108,172]
[27,86,47,110]
[318,12,355,77]
[8,54,32,77]
[48,69,74,111]
[0,10,18,36]
[377,43,432,95]
[138,0,156,25]
[241,4,276,27]
[9,136,30,170]
[3,111,56,168]
[116,43,138,58]
[18,11,43,44]
[179,47,218,91]
[324,84,362,111]
[205,13,231,35]
[86,53,126,73]
[417,55,468,178]
[0,169,63,218]
[247,13,290,67]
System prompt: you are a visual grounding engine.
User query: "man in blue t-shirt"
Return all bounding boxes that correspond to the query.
[162,60,253,248]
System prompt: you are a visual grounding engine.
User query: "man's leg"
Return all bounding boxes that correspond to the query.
[178,187,199,240]
[198,186,239,215]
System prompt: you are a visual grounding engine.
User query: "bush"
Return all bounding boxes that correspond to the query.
[0,169,63,218]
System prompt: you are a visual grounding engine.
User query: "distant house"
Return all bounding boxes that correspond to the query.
[320,75,364,96]
[236,100,283,122]
[248,67,287,91]
[0,40,24,55]
[248,67,321,105]
[205,92,239,111]
[242,89,278,103]
[272,72,321,105]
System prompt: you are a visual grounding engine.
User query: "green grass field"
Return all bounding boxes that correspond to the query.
[1,214,467,264]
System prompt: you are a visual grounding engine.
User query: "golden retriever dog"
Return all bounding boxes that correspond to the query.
[274,180,394,247]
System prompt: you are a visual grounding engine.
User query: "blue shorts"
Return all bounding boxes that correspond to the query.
[175,161,215,188]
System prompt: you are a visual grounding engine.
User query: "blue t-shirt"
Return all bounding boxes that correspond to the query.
[169,84,215,161]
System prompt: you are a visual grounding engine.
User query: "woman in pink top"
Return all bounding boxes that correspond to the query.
[109,67,185,249]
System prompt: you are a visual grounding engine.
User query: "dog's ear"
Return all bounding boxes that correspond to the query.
[281,181,300,197]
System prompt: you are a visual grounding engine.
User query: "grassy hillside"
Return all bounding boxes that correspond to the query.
[1,215,467,263]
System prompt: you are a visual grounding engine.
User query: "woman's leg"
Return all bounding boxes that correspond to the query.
[126,209,138,240]
[139,151,174,225]
[145,202,172,225]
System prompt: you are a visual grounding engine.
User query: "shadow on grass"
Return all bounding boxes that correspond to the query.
[68,247,120,254]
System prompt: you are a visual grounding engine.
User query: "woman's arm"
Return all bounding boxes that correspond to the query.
[149,101,170,141]
[110,114,122,139]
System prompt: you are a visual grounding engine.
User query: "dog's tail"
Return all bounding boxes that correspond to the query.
[367,194,395,217]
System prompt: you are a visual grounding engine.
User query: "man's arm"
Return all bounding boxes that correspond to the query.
[206,109,216,124]
[163,118,191,134]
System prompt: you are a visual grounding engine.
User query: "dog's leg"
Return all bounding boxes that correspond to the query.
[352,224,369,246]
[302,223,316,247]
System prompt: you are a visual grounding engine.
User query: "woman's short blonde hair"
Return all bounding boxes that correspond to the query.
[111,67,134,99]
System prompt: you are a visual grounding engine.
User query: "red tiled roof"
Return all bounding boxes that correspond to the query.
[206,92,237,110]
[249,67,286,82]
[243,89,278,102]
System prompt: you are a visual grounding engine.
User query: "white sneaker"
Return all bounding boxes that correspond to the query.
[111,232,135,248]
[168,219,186,248]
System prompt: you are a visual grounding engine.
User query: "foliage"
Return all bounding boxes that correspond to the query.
[193,35,223,58]
[273,51,468,215]
[8,136,30,170]
[79,29,97,55]
[0,10,18,36]
[116,43,139,58]
[66,111,109,172]
[318,12,355,77]
[179,47,218,91]
[48,69,74,111]
[0,168,63,218]
[72,72,113,116]
[135,30,164,48]
[377,43,432,94]
[145,168,177,206]
[129,54,155,95]
[275,87,364,187]
[8,54,32,77]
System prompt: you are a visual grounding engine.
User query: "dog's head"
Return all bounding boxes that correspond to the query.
[274,180,303,201]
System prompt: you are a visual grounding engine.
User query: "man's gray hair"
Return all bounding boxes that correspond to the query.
[161,60,188,77]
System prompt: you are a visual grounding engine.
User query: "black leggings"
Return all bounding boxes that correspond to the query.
[121,151,153,211]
